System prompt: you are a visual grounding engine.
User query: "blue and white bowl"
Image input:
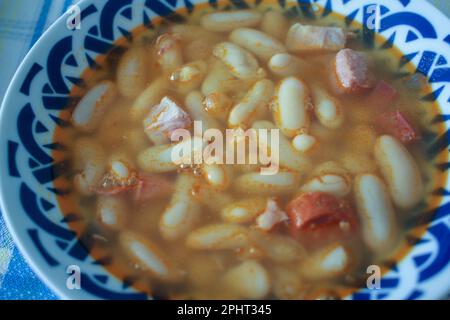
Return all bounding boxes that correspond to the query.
[1,0,450,300]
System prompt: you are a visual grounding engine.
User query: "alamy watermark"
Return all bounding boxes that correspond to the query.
[66,265,81,290]
[170,121,280,176]
[66,5,81,30]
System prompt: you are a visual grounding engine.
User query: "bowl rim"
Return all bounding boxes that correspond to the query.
[1,0,450,300]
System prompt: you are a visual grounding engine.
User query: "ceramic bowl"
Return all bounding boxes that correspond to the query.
[1,0,450,299]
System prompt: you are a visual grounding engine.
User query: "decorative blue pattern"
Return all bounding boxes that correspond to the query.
[1,0,450,300]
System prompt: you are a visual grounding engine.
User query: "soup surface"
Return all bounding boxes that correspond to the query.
[56,3,447,299]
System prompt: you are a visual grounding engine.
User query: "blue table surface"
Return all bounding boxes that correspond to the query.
[0,0,449,300]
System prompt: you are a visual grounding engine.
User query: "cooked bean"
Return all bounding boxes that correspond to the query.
[301,174,351,197]
[292,133,317,153]
[169,60,208,94]
[186,224,250,250]
[230,28,286,60]
[203,92,232,121]
[313,88,344,129]
[221,197,267,223]
[117,47,149,98]
[272,266,304,299]
[272,77,311,137]
[252,120,312,173]
[192,184,234,213]
[268,53,306,78]
[160,174,201,240]
[138,136,205,173]
[228,79,274,128]
[73,138,105,195]
[72,81,117,132]
[300,243,351,280]
[185,91,222,131]
[201,10,262,32]
[223,261,270,299]
[286,23,346,52]
[250,230,305,263]
[155,33,183,73]
[261,11,289,40]
[201,60,234,95]
[234,171,300,195]
[354,174,398,254]
[374,135,424,209]
[120,231,182,282]
[96,196,126,230]
[213,42,265,79]
[130,77,168,121]
[202,164,231,190]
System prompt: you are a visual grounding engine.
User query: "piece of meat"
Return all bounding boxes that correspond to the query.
[255,198,288,232]
[96,171,173,202]
[286,23,346,52]
[378,110,419,144]
[144,96,192,145]
[286,192,357,235]
[366,80,398,109]
[333,48,375,94]
[96,171,140,195]
[134,174,173,203]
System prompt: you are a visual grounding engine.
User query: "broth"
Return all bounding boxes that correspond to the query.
[54,2,447,299]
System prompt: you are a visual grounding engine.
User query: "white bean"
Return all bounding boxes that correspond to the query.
[202,164,231,190]
[72,81,117,132]
[286,23,346,52]
[272,266,304,299]
[272,77,311,137]
[374,135,424,209]
[268,53,306,78]
[222,261,270,299]
[201,60,234,95]
[96,196,126,230]
[185,91,222,132]
[313,88,344,129]
[261,11,289,40]
[292,133,317,153]
[117,47,148,98]
[73,138,105,195]
[130,77,168,121]
[203,92,232,121]
[230,28,286,60]
[186,224,250,250]
[120,231,182,282]
[169,60,208,94]
[155,33,183,73]
[250,230,305,263]
[221,197,267,223]
[354,174,398,255]
[301,174,351,197]
[252,121,312,173]
[108,153,134,180]
[213,42,265,80]
[228,79,274,128]
[300,243,351,280]
[138,136,205,173]
[159,173,201,240]
[192,184,234,213]
[234,171,299,195]
[201,10,262,32]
